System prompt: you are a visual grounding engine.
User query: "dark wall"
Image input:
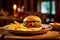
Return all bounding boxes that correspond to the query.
[0,0,1,11]
[1,0,13,15]
[1,0,18,15]
[55,0,60,23]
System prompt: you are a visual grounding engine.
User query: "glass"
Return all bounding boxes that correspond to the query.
[13,12,18,17]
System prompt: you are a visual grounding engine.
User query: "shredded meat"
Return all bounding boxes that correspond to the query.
[25,22,41,28]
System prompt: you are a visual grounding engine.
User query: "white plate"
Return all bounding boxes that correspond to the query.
[3,24,52,34]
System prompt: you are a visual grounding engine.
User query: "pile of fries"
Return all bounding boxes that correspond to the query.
[4,21,42,31]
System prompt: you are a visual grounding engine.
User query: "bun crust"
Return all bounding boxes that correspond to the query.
[23,16,41,22]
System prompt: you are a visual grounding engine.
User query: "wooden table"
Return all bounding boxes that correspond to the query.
[0,16,23,26]
[0,16,23,21]
[0,27,60,40]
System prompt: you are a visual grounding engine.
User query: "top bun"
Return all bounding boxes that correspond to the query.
[23,16,41,22]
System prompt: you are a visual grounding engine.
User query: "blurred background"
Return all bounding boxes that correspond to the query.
[0,0,60,26]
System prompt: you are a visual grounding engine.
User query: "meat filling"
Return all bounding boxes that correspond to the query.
[23,21,41,28]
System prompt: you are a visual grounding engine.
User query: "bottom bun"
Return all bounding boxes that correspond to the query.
[27,27,42,31]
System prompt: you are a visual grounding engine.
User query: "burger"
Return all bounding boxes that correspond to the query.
[23,16,42,31]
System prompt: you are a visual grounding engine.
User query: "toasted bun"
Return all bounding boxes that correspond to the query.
[23,16,41,22]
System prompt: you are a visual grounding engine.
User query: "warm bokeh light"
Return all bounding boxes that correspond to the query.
[17,7,20,12]
[13,4,17,10]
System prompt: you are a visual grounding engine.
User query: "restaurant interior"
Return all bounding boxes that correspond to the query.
[0,0,60,40]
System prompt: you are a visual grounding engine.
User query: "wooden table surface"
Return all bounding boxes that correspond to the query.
[0,27,60,40]
[0,16,22,21]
